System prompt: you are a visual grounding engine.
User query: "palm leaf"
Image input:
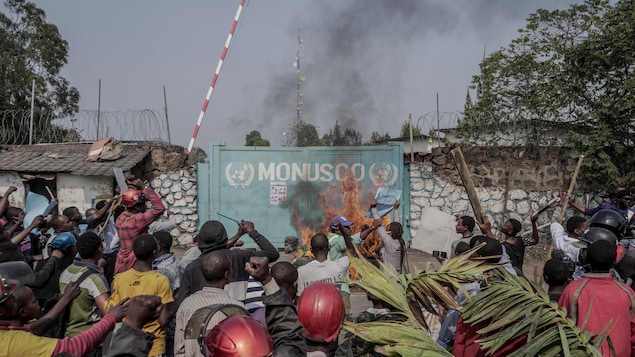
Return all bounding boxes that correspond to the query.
[343,245,500,355]
[461,271,608,356]
[343,321,452,357]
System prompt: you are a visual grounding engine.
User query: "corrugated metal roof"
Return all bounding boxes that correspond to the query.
[0,144,150,176]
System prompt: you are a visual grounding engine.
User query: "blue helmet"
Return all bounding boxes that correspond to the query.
[49,232,76,251]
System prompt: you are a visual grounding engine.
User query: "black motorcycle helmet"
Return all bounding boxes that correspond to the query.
[575,227,618,248]
[589,209,626,238]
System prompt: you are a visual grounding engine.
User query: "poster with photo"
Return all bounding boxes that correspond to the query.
[270,181,287,204]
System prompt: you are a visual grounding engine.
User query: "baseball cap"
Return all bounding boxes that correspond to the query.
[329,216,353,230]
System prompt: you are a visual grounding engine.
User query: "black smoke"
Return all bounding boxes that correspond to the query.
[256,0,577,145]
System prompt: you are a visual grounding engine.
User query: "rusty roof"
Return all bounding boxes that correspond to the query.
[0,144,150,176]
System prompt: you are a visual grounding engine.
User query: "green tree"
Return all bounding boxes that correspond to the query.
[1,0,79,144]
[245,130,270,146]
[295,122,321,147]
[460,0,635,185]
[1,0,79,113]
[400,121,422,138]
[365,131,391,145]
[321,121,362,146]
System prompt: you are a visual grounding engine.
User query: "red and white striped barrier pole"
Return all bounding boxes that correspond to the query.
[186,0,246,156]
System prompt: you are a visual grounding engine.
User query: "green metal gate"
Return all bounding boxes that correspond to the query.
[198,142,406,248]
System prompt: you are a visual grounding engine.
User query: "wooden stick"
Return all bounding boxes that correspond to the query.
[451,147,485,224]
[502,152,513,221]
[45,186,55,200]
[558,155,584,224]
[97,195,120,237]
[531,197,561,221]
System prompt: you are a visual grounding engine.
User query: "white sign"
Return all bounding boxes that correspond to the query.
[269,182,287,204]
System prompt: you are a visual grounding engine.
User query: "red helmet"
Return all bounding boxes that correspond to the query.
[297,282,345,343]
[121,188,143,207]
[205,315,273,357]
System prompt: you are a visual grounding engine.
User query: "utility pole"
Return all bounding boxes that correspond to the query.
[436,92,440,144]
[163,86,172,145]
[97,79,101,139]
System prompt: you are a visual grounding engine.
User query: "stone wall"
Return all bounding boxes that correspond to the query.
[135,145,200,247]
[151,170,198,246]
[141,144,608,249]
[408,146,603,242]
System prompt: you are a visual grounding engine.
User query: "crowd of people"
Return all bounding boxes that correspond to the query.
[436,189,635,356]
[0,176,634,356]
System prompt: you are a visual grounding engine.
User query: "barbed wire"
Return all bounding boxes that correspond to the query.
[0,109,169,145]
[414,111,462,136]
[0,107,559,147]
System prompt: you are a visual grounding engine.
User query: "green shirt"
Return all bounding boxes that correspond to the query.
[59,262,110,337]
[327,232,362,261]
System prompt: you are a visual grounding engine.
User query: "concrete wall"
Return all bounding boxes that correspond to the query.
[0,173,113,214]
[0,172,26,208]
[57,174,113,214]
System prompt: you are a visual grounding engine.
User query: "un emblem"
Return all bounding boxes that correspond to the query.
[225,162,255,188]
[369,162,398,187]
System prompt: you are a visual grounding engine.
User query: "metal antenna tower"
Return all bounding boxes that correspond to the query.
[293,29,305,146]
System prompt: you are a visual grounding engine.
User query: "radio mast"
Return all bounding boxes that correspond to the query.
[294,29,304,146]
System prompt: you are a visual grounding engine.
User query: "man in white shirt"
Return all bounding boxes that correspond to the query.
[297,220,356,357]
[550,216,587,279]
[297,233,350,296]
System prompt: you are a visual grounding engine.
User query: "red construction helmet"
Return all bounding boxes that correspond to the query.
[121,188,143,208]
[297,282,345,343]
[205,315,273,357]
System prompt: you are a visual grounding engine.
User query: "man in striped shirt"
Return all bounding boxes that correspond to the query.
[174,250,244,357]
[59,232,110,338]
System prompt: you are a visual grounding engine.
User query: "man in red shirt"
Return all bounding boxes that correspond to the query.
[114,178,165,274]
[559,234,635,357]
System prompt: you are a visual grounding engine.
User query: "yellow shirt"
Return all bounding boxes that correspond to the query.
[0,330,57,356]
[107,269,174,356]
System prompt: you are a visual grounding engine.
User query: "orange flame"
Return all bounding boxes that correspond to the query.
[291,167,385,280]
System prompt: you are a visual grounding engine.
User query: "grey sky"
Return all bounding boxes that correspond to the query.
[32,0,577,149]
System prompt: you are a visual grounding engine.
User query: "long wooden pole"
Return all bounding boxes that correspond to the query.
[29,79,35,145]
[558,155,584,224]
[502,152,513,221]
[451,147,485,224]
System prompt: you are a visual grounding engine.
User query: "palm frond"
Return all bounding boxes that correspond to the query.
[344,321,451,357]
[343,245,500,356]
[461,271,607,357]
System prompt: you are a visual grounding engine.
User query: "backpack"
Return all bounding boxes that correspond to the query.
[351,311,407,356]
[41,269,96,339]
